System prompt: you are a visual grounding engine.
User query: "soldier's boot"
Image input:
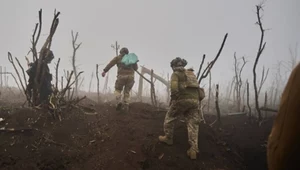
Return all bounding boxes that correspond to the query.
[116,102,123,111]
[122,103,129,113]
[114,90,122,111]
[187,148,197,160]
[158,136,173,145]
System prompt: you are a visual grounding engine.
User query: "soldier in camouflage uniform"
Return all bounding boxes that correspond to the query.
[159,57,204,160]
[102,47,138,111]
[26,48,54,106]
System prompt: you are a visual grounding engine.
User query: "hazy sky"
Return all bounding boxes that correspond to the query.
[0,0,299,94]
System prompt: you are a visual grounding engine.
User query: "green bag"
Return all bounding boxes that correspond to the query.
[121,53,139,66]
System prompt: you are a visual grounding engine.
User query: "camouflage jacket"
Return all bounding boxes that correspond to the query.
[103,55,138,76]
[170,66,199,101]
[27,61,52,84]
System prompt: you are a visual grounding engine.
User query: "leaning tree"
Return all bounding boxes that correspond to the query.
[8,9,85,120]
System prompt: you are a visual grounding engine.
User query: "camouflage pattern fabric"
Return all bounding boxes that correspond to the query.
[103,54,138,107]
[103,55,138,76]
[114,75,135,105]
[26,61,53,104]
[164,99,200,152]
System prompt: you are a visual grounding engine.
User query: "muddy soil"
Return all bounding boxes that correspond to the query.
[0,100,273,170]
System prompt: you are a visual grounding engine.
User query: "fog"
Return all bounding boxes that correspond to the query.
[0,0,299,105]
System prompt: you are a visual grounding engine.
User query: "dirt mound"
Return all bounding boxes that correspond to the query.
[0,101,272,170]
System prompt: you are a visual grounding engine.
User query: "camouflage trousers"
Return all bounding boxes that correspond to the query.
[114,75,135,105]
[163,99,200,152]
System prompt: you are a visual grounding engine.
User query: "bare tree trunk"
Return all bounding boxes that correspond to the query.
[67,71,70,100]
[7,53,27,98]
[234,54,239,110]
[258,66,269,96]
[233,83,236,103]
[246,80,252,120]
[96,64,100,103]
[198,33,228,84]
[264,91,268,118]
[228,77,235,105]
[207,68,211,113]
[71,31,82,97]
[215,84,221,127]
[242,85,246,108]
[61,76,63,91]
[55,58,60,90]
[253,4,266,121]
[233,53,247,112]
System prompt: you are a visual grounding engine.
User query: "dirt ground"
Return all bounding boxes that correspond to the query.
[0,99,273,170]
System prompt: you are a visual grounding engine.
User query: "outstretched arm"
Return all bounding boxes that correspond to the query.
[103,56,118,73]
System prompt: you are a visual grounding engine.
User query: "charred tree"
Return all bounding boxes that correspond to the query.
[198,33,228,84]
[215,84,221,127]
[96,64,100,103]
[264,91,268,118]
[253,4,266,121]
[257,66,269,96]
[71,30,82,97]
[207,63,212,113]
[233,53,247,112]
[55,58,60,90]
[246,80,252,119]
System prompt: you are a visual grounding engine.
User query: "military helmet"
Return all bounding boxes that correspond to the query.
[170,57,187,67]
[42,48,54,62]
[120,47,129,55]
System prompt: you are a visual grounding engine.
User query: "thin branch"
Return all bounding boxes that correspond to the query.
[198,33,228,84]
[55,58,60,89]
[7,52,26,96]
[253,4,266,121]
[196,54,206,79]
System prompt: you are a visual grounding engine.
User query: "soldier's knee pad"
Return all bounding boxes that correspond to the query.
[114,90,122,97]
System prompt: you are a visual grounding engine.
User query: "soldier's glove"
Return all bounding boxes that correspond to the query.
[198,88,205,101]
[101,71,106,77]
